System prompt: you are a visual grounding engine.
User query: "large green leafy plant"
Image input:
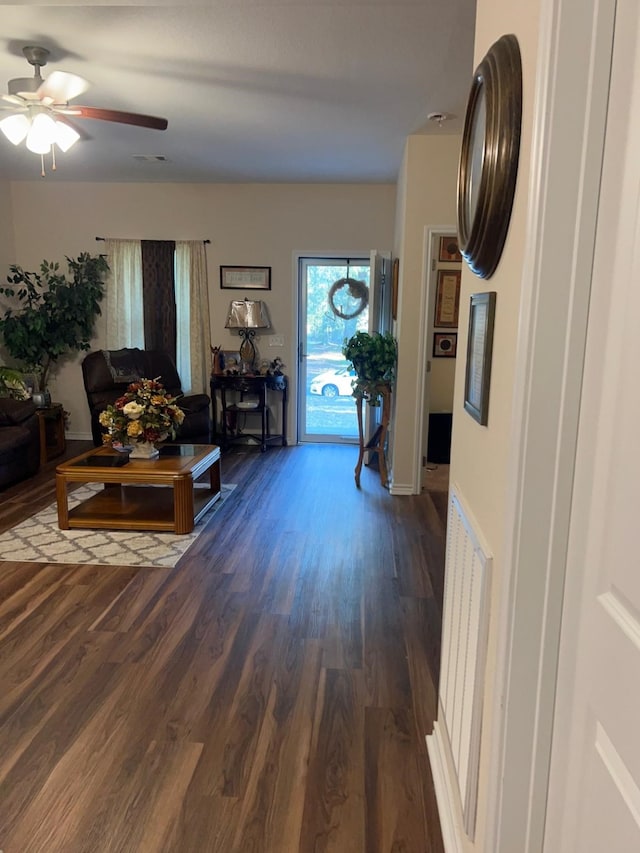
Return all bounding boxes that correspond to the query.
[0,252,109,391]
[0,366,29,399]
[342,330,397,406]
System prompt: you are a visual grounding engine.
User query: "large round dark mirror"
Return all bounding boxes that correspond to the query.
[457,34,522,279]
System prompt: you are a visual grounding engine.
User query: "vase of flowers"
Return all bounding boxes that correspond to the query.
[98,377,185,458]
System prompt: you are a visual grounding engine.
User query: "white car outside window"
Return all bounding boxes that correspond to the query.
[309,367,355,397]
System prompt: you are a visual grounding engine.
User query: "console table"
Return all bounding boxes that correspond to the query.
[210,374,287,452]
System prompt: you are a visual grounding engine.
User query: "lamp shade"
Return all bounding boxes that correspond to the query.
[225,299,271,329]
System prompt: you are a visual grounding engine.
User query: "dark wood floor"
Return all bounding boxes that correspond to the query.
[0,441,447,853]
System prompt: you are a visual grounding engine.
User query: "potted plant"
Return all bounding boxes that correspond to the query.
[342,330,397,405]
[342,330,397,487]
[0,365,29,399]
[0,252,109,395]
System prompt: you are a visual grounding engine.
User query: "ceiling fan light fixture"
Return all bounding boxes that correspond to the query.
[8,77,41,99]
[0,113,30,145]
[1,45,168,176]
[39,70,89,103]
[26,112,55,154]
[54,120,80,152]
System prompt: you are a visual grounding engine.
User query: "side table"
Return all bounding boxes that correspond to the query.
[36,403,66,464]
[210,374,287,452]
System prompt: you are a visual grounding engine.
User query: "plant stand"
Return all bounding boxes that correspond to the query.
[354,382,392,488]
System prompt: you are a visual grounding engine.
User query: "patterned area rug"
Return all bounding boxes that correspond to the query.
[0,482,236,568]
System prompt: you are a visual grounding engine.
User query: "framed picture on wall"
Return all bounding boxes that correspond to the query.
[433,332,457,358]
[392,257,399,320]
[434,270,461,327]
[220,266,271,290]
[438,235,462,262]
[464,291,497,425]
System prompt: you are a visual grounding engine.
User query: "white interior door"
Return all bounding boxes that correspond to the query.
[544,1,640,848]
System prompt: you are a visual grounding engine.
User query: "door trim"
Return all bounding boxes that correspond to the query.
[413,225,457,492]
[294,251,372,445]
[485,0,616,850]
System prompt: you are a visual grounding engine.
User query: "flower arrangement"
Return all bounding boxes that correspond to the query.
[99,377,185,448]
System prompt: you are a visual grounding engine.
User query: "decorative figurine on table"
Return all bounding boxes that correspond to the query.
[210,345,223,375]
[268,356,285,376]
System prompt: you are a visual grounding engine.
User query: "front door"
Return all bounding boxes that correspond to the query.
[544,1,640,847]
[297,257,370,444]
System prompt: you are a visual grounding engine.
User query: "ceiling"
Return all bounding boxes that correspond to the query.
[0,1,476,184]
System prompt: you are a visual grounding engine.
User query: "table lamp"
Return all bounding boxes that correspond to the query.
[225,299,271,371]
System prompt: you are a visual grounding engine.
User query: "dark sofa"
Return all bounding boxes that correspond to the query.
[82,348,211,446]
[0,397,40,489]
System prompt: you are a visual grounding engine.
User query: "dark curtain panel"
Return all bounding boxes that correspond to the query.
[141,240,176,359]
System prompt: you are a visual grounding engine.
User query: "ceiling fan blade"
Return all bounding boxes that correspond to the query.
[37,71,89,104]
[68,106,168,130]
[2,94,25,106]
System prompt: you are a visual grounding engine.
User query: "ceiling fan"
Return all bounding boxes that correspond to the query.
[0,45,168,175]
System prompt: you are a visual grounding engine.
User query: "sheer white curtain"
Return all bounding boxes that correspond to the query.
[104,239,210,392]
[175,241,211,394]
[104,239,144,349]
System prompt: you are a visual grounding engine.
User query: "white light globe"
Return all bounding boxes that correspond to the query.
[26,112,56,154]
[0,113,30,145]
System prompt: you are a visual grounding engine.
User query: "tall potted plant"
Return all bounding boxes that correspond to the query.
[342,330,397,487]
[0,252,109,393]
[342,330,397,404]
[0,365,29,399]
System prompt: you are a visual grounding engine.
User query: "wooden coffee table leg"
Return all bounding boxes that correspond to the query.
[174,476,195,534]
[56,474,70,529]
[209,457,221,494]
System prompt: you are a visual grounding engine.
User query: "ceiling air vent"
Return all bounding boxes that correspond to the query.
[132,154,168,163]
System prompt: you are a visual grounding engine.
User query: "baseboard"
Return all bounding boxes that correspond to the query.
[426,721,466,853]
[389,481,417,495]
[66,431,93,441]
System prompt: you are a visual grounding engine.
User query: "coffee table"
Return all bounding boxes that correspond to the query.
[56,444,221,534]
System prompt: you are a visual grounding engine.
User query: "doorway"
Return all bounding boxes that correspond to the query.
[416,228,460,490]
[297,257,370,444]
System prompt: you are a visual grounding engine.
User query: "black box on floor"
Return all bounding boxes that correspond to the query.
[427,412,452,464]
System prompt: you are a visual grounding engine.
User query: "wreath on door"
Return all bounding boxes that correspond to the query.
[328,277,369,320]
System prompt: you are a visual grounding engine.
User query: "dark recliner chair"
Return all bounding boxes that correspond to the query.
[82,348,211,446]
[0,397,40,488]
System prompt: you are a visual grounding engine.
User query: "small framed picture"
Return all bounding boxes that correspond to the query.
[434,270,461,327]
[392,257,399,320]
[220,350,242,373]
[220,265,271,290]
[439,236,462,262]
[433,332,457,358]
[464,292,497,425]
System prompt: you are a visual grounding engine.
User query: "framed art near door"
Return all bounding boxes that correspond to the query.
[439,236,462,262]
[433,332,457,358]
[464,292,496,425]
[434,270,461,327]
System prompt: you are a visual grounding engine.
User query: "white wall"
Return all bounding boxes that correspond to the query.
[445,2,540,850]
[391,134,461,492]
[0,180,13,278]
[7,181,395,438]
